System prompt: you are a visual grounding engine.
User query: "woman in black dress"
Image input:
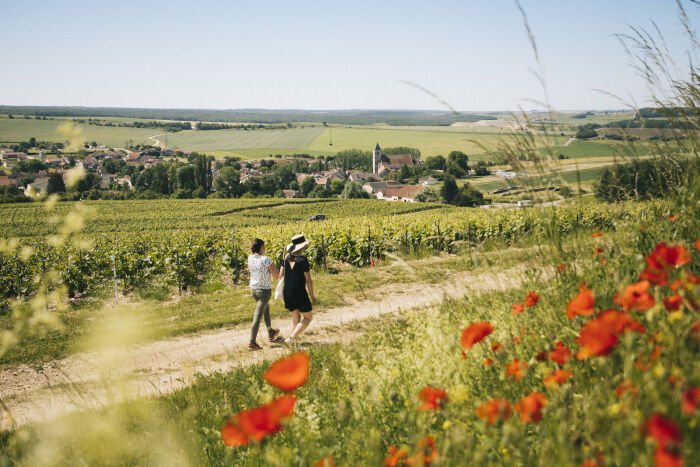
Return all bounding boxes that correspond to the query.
[280,234,316,348]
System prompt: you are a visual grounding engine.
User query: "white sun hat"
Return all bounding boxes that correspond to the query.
[286,234,309,255]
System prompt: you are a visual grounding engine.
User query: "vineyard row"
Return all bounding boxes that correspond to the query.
[0,203,657,302]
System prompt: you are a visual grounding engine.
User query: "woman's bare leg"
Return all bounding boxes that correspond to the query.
[290,310,301,336]
[290,311,313,339]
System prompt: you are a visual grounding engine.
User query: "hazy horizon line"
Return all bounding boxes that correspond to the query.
[0,104,631,114]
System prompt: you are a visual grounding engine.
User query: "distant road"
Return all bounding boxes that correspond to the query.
[563,137,576,147]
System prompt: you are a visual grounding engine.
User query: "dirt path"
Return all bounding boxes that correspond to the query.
[149,133,166,147]
[563,137,576,147]
[0,265,523,431]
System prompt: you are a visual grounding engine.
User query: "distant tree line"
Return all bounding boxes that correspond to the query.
[602,119,698,130]
[0,106,497,126]
[73,118,192,132]
[195,122,292,130]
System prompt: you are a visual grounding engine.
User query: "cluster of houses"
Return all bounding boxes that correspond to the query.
[0,147,151,195]
[1,143,439,201]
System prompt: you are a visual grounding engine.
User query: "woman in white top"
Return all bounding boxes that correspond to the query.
[247,238,282,351]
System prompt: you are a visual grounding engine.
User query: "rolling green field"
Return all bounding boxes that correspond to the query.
[0,115,663,169]
[0,117,156,147]
[307,126,568,158]
[160,127,325,152]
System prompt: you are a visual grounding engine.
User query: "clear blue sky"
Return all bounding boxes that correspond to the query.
[2,0,699,111]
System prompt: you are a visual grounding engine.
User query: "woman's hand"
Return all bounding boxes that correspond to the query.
[311,296,317,306]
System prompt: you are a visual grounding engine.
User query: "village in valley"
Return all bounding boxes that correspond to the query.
[0,138,454,203]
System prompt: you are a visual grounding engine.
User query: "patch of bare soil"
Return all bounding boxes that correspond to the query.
[0,265,524,431]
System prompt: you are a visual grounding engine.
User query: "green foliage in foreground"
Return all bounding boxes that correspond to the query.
[1,197,697,466]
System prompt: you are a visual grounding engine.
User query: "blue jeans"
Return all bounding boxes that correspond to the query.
[250,288,272,344]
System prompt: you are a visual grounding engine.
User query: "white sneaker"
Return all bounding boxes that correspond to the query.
[284,337,295,350]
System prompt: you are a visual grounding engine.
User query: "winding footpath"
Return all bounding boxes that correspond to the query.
[0,265,524,431]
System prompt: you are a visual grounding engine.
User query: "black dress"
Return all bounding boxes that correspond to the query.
[283,255,312,313]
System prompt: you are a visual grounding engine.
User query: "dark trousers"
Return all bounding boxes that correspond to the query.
[250,288,272,343]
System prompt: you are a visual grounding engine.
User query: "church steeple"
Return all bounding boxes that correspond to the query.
[372,142,382,174]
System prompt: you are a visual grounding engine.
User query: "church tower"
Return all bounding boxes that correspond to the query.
[372,142,381,174]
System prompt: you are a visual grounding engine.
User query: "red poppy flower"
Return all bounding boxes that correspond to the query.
[475,399,511,425]
[525,291,540,307]
[593,247,604,255]
[640,243,691,286]
[613,281,655,312]
[668,215,679,221]
[263,352,310,392]
[576,309,646,359]
[592,232,603,237]
[514,391,547,423]
[383,446,408,467]
[460,322,493,349]
[512,336,522,343]
[543,369,573,388]
[483,357,493,366]
[682,387,700,415]
[404,436,438,466]
[223,395,297,445]
[550,341,571,366]
[460,350,467,359]
[696,238,700,252]
[512,302,525,314]
[614,380,638,398]
[491,342,503,353]
[668,376,678,387]
[663,294,683,311]
[557,263,566,273]
[221,421,249,447]
[581,452,604,467]
[316,459,335,467]
[641,413,682,448]
[535,350,548,361]
[597,309,646,334]
[567,285,596,320]
[505,358,528,381]
[268,395,296,418]
[576,319,619,359]
[418,386,448,411]
[653,446,682,467]
[236,396,297,442]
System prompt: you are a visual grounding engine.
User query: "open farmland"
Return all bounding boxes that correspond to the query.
[0,117,156,147]
[160,126,325,152]
[308,126,568,158]
[1,115,664,164]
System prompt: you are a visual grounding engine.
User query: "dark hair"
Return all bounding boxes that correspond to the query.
[251,238,264,253]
